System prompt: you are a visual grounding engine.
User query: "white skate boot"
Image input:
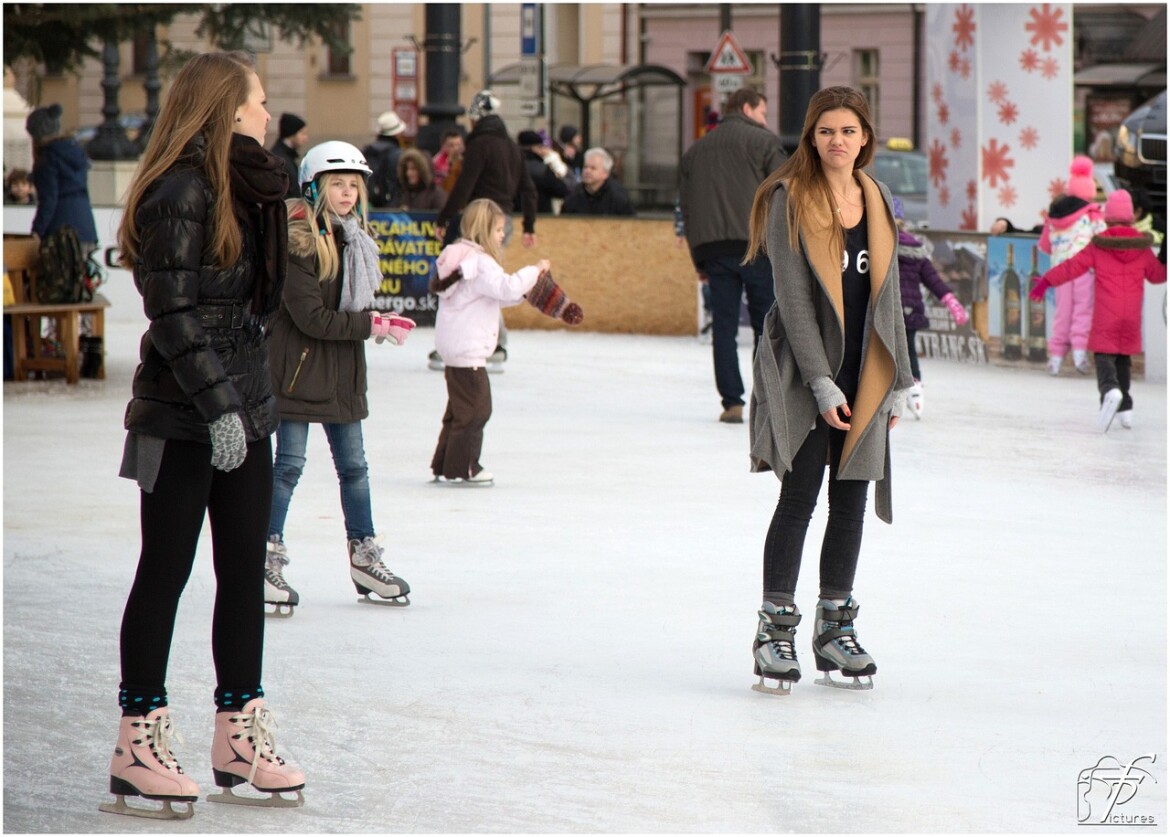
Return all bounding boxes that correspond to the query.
[907,381,924,420]
[1098,388,1123,433]
[264,536,299,618]
[751,602,801,695]
[1073,349,1091,375]
[99,708,199,819]
[1117,410,1133,429]
[812,597,876,690]
[1046,355,1062,376]
[208,699,305,807]
[350,535,411,606]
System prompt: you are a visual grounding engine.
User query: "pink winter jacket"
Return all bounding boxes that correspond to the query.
[1040,226,1166,354]
[433,239,540,367]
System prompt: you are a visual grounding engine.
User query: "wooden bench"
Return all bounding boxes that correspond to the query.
[4,234,111,384]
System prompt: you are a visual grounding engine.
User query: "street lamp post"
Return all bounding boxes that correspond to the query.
[87,39,138,161]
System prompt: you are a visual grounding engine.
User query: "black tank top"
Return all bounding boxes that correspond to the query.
[835,214,870,400]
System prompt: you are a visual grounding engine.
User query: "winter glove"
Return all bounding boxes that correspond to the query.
[940,293,969,326]
[209,412,247,472]
[370,312,416,346]
[525,268,584,325]
[1029,277,1051,302]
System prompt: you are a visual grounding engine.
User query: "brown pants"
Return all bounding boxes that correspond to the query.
[431,366,492,479]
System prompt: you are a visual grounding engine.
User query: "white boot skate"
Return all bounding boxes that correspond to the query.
[350,535,411,606]
[208,699,305,807]
[1098,388,1123,433]
[1046,355,1062,376]
[812,597,876,690]
[1073,350,1091,375]
[99,708,199,820]
[907,381,924,420]
[264,536,299,618]
[1117,409,1133,429]
[751,602,801,695]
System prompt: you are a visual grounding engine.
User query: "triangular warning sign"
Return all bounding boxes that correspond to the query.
[705,30,751,74]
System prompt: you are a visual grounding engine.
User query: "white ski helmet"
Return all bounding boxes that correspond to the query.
[297,141,372,195]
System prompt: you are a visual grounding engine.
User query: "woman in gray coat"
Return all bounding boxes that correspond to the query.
[743,87,913,695]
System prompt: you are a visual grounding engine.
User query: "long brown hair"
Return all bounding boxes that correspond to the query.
[745,86,877,262]
[118,51,256,269]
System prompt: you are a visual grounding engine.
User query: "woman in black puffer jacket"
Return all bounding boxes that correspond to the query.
[108,51,305,815]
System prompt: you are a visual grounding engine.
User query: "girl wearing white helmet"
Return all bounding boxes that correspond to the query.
[263,140,417,613]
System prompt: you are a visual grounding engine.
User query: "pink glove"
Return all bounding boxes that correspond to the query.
[941,293,968,326]
[1028,278,1050,302]
[370,312,416,345]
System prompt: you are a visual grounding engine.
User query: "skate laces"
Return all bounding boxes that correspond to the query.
[137,713,184,772]
[352,537,395,580]
[758,605,798,661]
[824,609,867,657]
[233,704,283,785]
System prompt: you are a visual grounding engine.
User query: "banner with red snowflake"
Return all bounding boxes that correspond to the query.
[926,4,1073,232]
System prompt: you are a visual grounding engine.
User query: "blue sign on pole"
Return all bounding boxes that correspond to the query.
[521,3,538,57]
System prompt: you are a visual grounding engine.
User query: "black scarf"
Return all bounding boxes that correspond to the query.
[228,133,289,316]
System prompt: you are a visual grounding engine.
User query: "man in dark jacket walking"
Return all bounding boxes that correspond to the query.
[678,86,787,423]
[270,113,307,200]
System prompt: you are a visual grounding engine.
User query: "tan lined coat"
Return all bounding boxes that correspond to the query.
[749,172,914,523]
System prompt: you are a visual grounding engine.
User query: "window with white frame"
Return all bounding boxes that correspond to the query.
[853,49,879,130]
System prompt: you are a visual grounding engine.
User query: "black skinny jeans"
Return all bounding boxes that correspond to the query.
[119,436,272,707]
[763,416,870,601]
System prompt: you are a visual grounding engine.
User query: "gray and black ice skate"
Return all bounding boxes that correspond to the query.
[812,597,876,690]
[752,602,801,695]
[264,536,299,618]
[349,536,411,607]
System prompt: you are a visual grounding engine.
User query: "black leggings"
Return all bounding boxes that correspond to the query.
[119,436,271,709]
[763,416,869,601]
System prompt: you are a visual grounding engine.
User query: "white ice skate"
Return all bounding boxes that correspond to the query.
[906,382,924,420]
[432,469,494,487]
[1117,410,1133,429]
[99,708,199,820]
[1098,388,1123,433]
[208,699,305,808]
[350,535,411,606]
[812,597,876,690]
[751,602,801,696]
[264,536,299,618]
[487,346,506,374]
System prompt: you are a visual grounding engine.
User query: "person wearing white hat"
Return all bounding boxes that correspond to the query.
[362,110,407,208]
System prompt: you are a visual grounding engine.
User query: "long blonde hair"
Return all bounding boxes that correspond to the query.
[295,171,372,281]
[460,198,505,264]
[745,86,877,262]
[118,51,256,269]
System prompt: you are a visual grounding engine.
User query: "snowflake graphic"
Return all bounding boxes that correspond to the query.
[938,103,950,126]
[949,50,962,74]
[1048,177,1066,201]
[931,83,944,104]
[1041,57,1059,80]
[988,81,1009,103]
[1019,126,1039,149]
[950,128,962,149]
[998,101,1020,125]
[966,179,979,202]
[998,184,1018,208]
[960,58,972,79]
[929,138,950,188]
[939,186,950,207]
[982,138,1014,188]
[953,5,976,51]
[961,206,979,231]
[1019,49,1040,72]
[1026,4,1068,52]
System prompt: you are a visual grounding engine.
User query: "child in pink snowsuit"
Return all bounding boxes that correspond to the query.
[1031,189,1165,432]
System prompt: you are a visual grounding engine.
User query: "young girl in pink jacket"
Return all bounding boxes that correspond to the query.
[429,198,581,484]
[1031,189,1166,432]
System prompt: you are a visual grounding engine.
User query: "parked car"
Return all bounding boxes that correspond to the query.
[1113,90,1166,218]
[870,140,929,228]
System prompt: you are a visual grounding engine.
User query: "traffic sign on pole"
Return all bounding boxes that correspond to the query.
[705,30,752,75]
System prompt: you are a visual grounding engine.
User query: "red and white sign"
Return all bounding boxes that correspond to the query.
[705,30,751,75]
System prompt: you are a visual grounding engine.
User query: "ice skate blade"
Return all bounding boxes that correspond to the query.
[99,795,195,820]
[207,786,304,808]
[487,363,504,374]
[751,677,794,696]
[431,476,493,487]
[265,603,295,618]
[815,673,874,690]
[357,593,411,607]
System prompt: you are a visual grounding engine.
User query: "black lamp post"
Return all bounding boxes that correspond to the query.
[87,39,138,161]
[137,30,161,153]
[773,4,823,155]
[416,4,464,154]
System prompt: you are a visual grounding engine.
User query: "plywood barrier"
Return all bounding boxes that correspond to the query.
[499,216,698,335]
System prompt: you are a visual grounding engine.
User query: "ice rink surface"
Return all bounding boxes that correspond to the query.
[3,275,1166,833]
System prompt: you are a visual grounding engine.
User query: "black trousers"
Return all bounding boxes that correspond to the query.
[431,366,492,479]
[119,436,271,707]
[763,416,869,601]
[1095,353,1134,411]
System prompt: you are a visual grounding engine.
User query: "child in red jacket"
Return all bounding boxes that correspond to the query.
[1030,189,1166,432]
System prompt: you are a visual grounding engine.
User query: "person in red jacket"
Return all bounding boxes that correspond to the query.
[1030,189,1166,432]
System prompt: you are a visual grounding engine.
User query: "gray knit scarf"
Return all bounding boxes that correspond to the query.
[336,214,383,312]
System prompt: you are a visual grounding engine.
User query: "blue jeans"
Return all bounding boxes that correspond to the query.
[702,254,775,408]
[269,420,375,542]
